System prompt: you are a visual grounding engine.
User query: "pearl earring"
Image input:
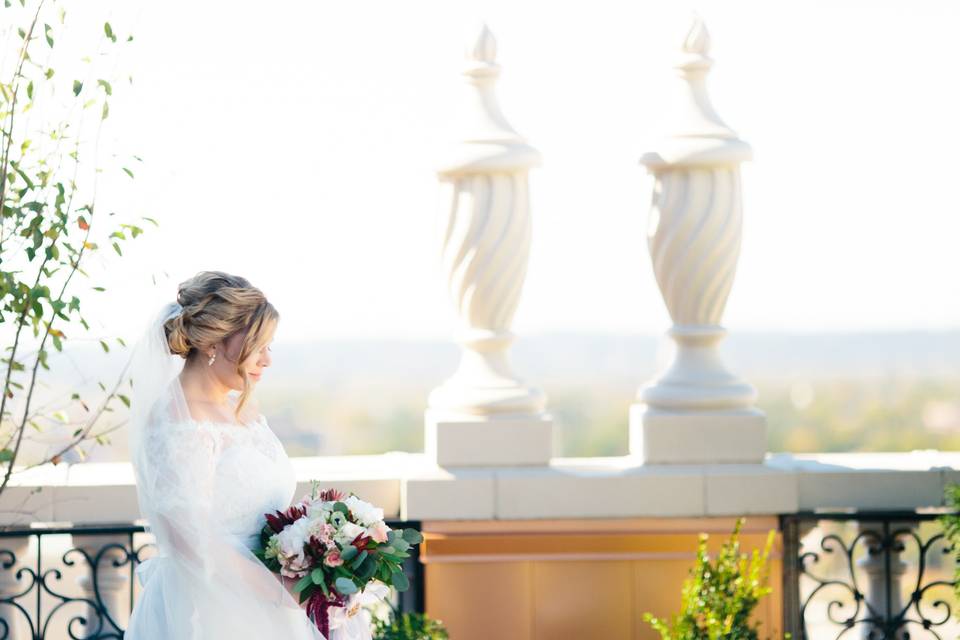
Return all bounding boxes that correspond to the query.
[208,351,216,366]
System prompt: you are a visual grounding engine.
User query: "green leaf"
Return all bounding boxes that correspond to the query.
[379,550,409,562]
[293,573,312,594]
[72,80,82,96]
[112,241,122,256]
[298,585,312,604]
[44,24,53,47]
[334,576,358,595]
[118,394,130,408]
[104,22,116,43]
[391,568,410,592]
[357,554,377,580]
[332,501,349,514]
[340,545,359,562]
[122,167,134,179]
[350,549,368,570]
[99,340,110,353]
[0,449,13,462]
[26,80,33,100]
[310,567,325,585]
[101,101,109,120]
[402,528,423,544]
[97,79,112,96]
[44,68,54,80]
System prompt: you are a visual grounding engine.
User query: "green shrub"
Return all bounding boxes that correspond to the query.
[372,609,449,640]
[644,518,777,640]
[939,483,960,612]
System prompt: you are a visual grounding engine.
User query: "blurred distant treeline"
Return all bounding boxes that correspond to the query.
[19,332,960,463]
[258,374,960,458]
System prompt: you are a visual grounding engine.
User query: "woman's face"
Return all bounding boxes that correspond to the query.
[214,322,275,390]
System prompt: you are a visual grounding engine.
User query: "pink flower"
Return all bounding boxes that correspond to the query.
[319,523,336,546]
[324,549,344,567]
[368,521,390,544]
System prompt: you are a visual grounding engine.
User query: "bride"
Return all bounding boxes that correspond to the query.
[125,271,326,639]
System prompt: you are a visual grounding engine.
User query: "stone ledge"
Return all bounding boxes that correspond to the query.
[1,450,957,526]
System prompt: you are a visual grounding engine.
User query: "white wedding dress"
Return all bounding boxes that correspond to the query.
[125,303,326,640]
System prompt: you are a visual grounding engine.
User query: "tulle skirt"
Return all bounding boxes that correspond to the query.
[126,554,326,640]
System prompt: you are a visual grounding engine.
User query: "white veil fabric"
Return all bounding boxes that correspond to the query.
[126,302,326,640]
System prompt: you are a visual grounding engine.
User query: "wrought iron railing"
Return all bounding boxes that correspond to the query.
[781,511,959,640]
[0,519,423,640]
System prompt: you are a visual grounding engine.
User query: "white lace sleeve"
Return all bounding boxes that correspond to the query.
[148,423,223,582]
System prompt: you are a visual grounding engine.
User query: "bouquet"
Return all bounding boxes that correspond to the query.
[255,484,423,639]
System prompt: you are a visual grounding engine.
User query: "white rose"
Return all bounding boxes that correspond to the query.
[307,500,334,520]
[334,521,368,546]
[277,516,311,556]
[345,495,384,527]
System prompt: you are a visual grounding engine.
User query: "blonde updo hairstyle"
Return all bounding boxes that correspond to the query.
[164,271,278,419]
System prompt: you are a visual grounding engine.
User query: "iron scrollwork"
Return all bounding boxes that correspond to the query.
[0,525,153,640]
[0,518,423,639]
[783,513,958,640]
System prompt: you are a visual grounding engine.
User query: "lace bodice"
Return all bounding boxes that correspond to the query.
[145,413,298,549]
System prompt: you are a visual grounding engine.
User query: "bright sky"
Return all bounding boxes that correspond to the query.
[49,0,960,343]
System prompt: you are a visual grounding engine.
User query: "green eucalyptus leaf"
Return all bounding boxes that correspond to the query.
[334,576,358,595]
[391,568,410,592]
[402,528,423,544]
[350,549,367,570]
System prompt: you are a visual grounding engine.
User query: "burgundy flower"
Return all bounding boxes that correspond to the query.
[305,534,328,561]
[352,533,373,551]
[317,488,348,502]
[264,503,308,534]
